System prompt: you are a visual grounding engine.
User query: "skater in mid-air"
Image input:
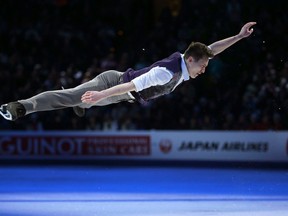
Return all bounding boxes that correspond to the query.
[0,22,256,121]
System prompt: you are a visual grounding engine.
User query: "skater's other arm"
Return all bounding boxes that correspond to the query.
[81,82,136,104]
[82,67,172,104]
[208,22,256,56]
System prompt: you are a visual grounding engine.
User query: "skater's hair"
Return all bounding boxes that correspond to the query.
[184,42,214,61]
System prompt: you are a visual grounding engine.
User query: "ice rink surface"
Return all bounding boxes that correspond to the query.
[0,164,288,216]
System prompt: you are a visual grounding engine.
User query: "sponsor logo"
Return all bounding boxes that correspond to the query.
[159,139,172,154]
[0,135,151,157]
[178,141,268,152]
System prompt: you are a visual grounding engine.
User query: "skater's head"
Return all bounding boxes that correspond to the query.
[184,42,213,79]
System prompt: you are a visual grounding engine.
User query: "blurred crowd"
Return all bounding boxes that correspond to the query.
[0,0,288,131]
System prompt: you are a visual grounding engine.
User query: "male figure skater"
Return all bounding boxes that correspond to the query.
[0,22,256,121]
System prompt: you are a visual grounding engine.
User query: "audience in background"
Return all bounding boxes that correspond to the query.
[0,0,287,131]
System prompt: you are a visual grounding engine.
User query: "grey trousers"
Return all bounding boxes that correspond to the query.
[19,70,132,115]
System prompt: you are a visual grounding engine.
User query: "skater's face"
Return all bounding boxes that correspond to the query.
[185,56,209,79]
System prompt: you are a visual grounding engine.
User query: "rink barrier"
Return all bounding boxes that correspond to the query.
[0,131,288,162]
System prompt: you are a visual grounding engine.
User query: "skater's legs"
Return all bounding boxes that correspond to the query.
[19,70,132,115]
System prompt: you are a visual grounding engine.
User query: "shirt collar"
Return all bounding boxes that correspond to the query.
[181,54,190,81]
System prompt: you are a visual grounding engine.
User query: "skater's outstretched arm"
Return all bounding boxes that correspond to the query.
[208,22,256,56]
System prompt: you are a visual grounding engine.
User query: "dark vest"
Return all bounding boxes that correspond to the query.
[123,52,183,104]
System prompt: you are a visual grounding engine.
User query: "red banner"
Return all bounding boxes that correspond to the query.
[0,135,151,157]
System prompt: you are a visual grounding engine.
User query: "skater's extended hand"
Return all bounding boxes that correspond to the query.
[238,22,256,39]
[81,91,106,104]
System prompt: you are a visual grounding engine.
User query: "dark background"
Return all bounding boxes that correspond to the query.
[1,0,288,131]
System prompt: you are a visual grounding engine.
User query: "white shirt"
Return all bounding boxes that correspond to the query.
[131,54,190,92]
